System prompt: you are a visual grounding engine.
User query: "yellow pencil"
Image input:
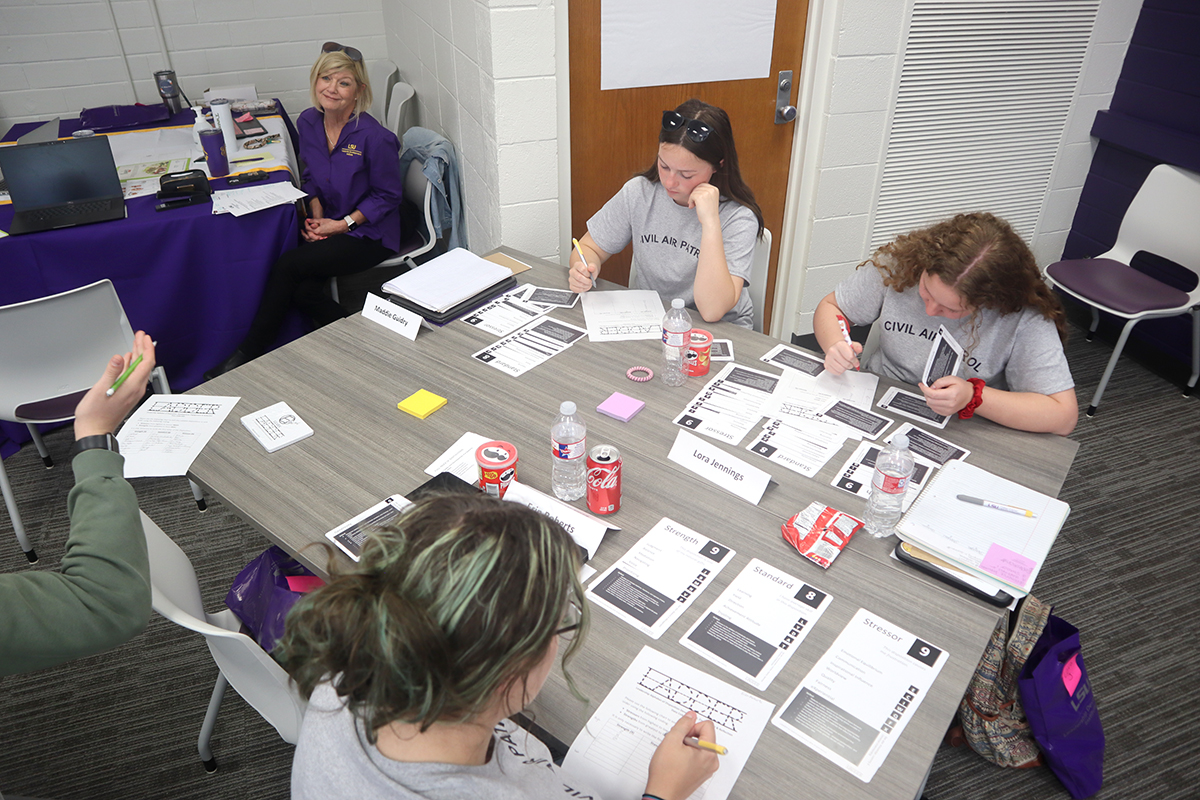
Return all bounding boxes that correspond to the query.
[572,237,596,289]
[684,736,728,755]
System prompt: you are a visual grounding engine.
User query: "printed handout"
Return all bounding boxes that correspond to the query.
[674,363,781,445]
[580,289,665,341]
[772,608,948,782]
[565,646,775,800]
[587,517,735,639]
[117,395,240,478]
[681,558,833,691]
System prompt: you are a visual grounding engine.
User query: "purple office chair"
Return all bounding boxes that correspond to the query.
[1044,164,1200,416]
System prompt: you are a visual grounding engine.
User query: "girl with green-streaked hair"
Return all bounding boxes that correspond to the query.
[277,492,718,800]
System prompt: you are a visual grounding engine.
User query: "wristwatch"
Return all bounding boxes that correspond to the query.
[343,215,358,232]
[73,433,119,457]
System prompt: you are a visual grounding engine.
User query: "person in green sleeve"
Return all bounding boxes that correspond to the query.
[0,332,156,676]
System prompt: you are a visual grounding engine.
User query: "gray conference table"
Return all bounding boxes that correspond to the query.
[188,247,1078,800]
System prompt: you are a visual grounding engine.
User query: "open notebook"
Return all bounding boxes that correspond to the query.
[895,460,1069,595]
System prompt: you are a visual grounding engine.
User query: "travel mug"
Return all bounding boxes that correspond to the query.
[199,128,229,177]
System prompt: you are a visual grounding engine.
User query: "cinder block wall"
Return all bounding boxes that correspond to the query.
[0,0,561,260]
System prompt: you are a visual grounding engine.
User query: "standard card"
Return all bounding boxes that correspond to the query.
[877,387,949,429]
[681,558,833,691]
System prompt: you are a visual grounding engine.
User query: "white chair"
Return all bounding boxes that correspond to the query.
[141,510,306,773]
[0,280,181,563]
[330,156,439,304]
[1044,164,1200,416]
[749,228,773,333]
[367,59,400,123]
[386,81,416,139]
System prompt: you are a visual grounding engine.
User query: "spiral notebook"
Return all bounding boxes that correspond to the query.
[895,460,1069,595]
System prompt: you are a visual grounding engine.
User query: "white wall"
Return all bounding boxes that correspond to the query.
[0,0,562,261]
[383,0,561,259]
[786,0,1143,337]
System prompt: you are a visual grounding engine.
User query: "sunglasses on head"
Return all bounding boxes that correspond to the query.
[662,110,713,143]
[321,41,363,63]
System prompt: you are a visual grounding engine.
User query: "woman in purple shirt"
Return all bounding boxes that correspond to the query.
[206,42,403,379]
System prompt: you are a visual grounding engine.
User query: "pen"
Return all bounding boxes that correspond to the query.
[957,494,1037,518]
[230,156,267,164]
[835,314,859,370]
[106,340,157,396]
[572,237,596,289]
[684,736,728,755]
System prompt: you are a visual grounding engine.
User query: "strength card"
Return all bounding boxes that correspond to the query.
[587,517,735,639]
[877,387,950,429]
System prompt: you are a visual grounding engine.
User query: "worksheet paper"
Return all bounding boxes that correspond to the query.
[209,181,307,216]
[681,558,833,691]
[830,440,935,512]
[587,517,735,639]
[459,285,552,336]
[424,431,490,484]
[117,395,240,478]
[579,289,665,341]
[564,646,775,800]
[471,317,588,376]
[744,416,847,478]
[674,363,781,445]
[877,387,949,429]
[758,368,879,429]
[771,608,948,783]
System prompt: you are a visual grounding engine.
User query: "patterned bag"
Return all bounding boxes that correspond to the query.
[955,594,1052,767]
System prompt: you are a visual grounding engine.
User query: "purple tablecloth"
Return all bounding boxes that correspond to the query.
[1,170,305,459]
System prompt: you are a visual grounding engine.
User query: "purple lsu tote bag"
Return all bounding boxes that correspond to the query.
[1017,613,1105,798]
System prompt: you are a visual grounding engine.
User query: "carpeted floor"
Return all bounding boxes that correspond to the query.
[1,320,1196,799]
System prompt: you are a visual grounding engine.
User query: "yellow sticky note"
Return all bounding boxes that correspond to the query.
[397,389,447,420]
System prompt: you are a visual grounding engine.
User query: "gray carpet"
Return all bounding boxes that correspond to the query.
[1,322,1196,799]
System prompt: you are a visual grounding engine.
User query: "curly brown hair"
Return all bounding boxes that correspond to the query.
[863,212,1067,343]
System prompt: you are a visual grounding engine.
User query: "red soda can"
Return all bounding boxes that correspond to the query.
[586,445,622,515]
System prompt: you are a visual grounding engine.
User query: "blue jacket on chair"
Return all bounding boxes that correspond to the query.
[399,127,468,251]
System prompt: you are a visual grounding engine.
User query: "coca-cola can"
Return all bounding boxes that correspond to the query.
[587,445,621,515]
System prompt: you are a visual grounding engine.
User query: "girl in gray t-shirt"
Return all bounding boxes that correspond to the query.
[278,493,720,800]
[570,99,764,328]
[815,212,1078,436]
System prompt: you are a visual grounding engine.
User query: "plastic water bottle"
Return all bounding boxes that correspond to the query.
[864,434,916,538]
[551,401,587,501]
[661,298,692,387]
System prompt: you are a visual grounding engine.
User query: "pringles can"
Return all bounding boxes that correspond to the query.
[586,445,621,514]
[685,329,713,377]
[476,440,518,497]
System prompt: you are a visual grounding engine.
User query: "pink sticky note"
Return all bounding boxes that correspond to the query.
[235,112,255,123]
[1062,653,1082,696]
[980,543,1036,587]
[286,575,325,593]
[597,392,645,422]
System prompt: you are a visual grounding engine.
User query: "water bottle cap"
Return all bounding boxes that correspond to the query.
[559,401,576,415]
[892,433,909,449]
[671,298,685,308]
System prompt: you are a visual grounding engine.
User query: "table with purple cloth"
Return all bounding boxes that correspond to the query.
[0,105,306,459]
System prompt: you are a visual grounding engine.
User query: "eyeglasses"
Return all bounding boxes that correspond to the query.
[662,110,713,144]
[556,600,583,639]
[321,41,363,63]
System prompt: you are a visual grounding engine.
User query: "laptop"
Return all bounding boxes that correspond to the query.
[0,117,60,192]
[0,135,126,235]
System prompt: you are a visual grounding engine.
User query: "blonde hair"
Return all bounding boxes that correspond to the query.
[308,50,372,120]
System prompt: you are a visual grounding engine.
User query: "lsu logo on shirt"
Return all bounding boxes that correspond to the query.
[339,143,364,157]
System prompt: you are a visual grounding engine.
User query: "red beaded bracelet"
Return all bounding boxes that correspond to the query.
[958,378,985,419]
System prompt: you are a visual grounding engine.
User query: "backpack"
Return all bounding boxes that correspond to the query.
[952,594,1052,767]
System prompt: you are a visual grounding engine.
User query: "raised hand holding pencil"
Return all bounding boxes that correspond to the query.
[75,332,156,440]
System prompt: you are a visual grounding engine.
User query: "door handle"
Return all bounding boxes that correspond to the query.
[775,70,796,125]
